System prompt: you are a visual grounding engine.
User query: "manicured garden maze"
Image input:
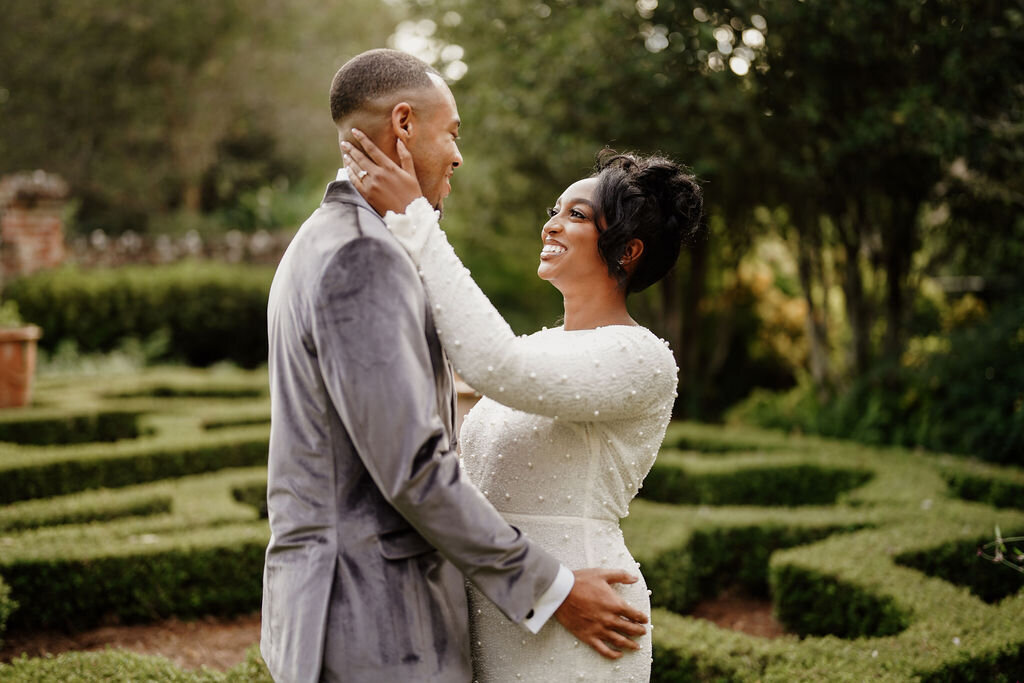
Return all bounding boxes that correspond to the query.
[0,367,274,680]
[1,370,1023,681]
[628,422,1024,681]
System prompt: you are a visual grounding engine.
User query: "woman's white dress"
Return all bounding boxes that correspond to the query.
[385,199,678,683]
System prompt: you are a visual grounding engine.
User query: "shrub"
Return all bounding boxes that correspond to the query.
[0,468,269,631]
[896,533,1024,604]
[0,575,15,648]
[621,423,1024,680]
[0,434,269,505]
[642,454,872,507]
[770,564,910,639]
[232,483,268,519]
[4,262,275,368]
[0,489,171,533]
[2,533,267,631]
[729,302,1024,464]
[0,646,272,682]
[0,410,142,445]
[0,368,271,633]
[0,367,270,504]
[3,377,1024,680]
[941,468,1024,511]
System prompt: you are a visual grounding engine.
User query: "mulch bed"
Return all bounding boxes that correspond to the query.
[0,613,262,671]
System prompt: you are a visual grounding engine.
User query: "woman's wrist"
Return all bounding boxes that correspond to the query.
[384,197,441,262]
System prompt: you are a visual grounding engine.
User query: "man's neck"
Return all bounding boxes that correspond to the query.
[336,167,382,217]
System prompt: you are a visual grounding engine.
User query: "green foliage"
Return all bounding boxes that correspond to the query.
[0,300,24,327]
[0,646,272,682]
[231,483,268,519]
[0,575,14,648]
[4,263,274,367]
[399,0,1024,424]
[942,470,1024,511]
[770,565,909,639]
[0,410,142,446]
[0,367,269,505]
[896,533,1024,604]
[0,489,171,533]
[0,434,268,505]
[3,374,1024,679]
[0,0,399,232]
[3,537,265,631]
[642,452,872,506]
[0,466,268,631]
[730,302,1024,462]
[623,423,1024,681]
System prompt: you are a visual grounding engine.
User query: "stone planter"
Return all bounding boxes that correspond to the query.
[0,325,41,408]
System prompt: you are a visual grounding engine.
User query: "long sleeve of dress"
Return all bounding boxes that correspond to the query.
[385,198,678,422]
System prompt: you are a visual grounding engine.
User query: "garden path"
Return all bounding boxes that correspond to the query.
[0,596,784,671]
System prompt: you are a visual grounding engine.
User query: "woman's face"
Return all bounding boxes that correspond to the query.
[537,177,610,289]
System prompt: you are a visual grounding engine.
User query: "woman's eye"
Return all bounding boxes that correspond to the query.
[571,209,586,219]
[546,207,557,218]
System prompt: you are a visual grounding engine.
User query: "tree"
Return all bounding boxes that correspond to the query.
[0,0,401,231]
[405,0,1023,410]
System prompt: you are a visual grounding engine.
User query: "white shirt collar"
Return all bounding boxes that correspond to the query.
[336,168,349,182]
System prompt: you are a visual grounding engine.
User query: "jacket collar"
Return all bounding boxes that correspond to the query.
[321,169,381,218]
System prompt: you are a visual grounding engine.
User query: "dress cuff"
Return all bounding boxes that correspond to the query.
[522,564,574,633]
[383,196,439,263]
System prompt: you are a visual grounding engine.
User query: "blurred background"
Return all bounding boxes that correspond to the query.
[0,0,1021,464]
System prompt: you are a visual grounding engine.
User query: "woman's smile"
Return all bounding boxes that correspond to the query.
[540,240,567,260]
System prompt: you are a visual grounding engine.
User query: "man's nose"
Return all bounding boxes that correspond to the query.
[452,144,463,168]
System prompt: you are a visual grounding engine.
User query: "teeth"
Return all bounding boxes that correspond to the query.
[541,244,566,255]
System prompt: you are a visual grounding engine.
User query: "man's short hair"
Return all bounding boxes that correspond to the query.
[330,49,441,123]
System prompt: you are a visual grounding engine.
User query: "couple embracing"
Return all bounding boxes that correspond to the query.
[261,49,703,682]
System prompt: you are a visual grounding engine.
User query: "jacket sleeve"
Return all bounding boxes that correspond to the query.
[385,199,678,422]
[311,234,560,623]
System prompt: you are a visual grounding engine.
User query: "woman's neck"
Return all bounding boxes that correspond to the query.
[561,287,635,331]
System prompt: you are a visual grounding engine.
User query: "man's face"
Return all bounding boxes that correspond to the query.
[406,75,462,211]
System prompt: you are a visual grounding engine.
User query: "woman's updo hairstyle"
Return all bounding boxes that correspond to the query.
[592,150,704,293]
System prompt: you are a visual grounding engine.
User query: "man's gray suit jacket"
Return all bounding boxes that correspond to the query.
[260,179,561,682]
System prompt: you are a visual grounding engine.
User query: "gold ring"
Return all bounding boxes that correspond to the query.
[357,169,368,180]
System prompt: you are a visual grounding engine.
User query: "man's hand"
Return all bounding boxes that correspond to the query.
[341,129,423,216]
[553,568,648,659]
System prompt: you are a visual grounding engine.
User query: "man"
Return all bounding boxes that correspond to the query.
[261,49,646,682]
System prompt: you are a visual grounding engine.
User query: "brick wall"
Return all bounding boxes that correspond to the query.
[0,171,68,283]
[1,201,66,279]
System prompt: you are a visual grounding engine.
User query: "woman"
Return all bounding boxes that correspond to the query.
[344,133,703,682]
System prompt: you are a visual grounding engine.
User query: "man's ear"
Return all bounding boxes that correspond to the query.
[391,102,414,142]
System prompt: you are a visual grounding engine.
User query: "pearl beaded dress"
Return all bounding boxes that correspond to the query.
[385,199,678,683]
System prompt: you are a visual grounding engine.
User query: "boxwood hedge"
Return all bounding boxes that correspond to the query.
[622,422,1024,681]
[1,373,1023,681]
[0,646,272,682]
[3,262,274,367]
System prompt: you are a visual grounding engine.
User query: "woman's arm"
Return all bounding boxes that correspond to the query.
[389,198,677,422]
[345,130,678,421]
